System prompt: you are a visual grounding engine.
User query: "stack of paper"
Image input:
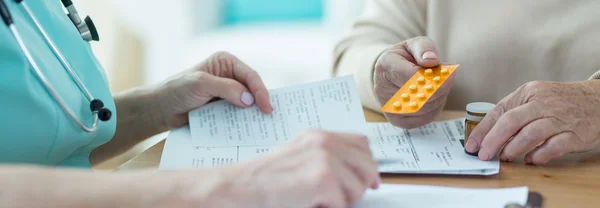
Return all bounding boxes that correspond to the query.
[352,184,528,208]
[159,75,499,175]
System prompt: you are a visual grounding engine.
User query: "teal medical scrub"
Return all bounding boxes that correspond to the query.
[0,0,116,167]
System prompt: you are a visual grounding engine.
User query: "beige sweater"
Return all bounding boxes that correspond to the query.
[333,0,600,112]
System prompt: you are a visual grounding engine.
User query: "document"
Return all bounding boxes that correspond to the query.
[188,75,367,147]
[161,76,499,175]
[160,121,499,175]
[352,184,528,208]
[160,126,275,169]
[368,120,499,175]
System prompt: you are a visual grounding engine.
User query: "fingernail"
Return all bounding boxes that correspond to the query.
[525,156,532,164]
[478,149,490,161]
[465,138,478,152]
[241,92,254,106]
[370,175,381,190]
[422,51,438,60]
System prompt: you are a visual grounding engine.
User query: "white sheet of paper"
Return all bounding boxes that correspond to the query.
[159,121,498,175]
[369,120,499,175]
[352,184,528,208]
[159,126,273,169]
[188,75,368,147]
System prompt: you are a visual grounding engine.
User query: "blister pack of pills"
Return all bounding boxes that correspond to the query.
[381,64,459,114]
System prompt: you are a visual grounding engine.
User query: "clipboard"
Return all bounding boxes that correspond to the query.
[504,192,544,208]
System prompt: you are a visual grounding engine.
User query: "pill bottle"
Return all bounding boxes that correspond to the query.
[464,102,495,156]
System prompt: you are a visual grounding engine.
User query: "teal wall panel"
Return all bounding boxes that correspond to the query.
[223,0,324,24]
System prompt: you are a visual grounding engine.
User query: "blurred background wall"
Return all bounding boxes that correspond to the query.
[73,0,365,169]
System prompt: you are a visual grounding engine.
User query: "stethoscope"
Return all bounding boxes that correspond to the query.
[0,0,111,133]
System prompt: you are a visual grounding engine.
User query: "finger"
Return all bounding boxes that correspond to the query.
[330,132,373,154]
[405,36,440,67]
[464,91,520,155]
[478,102,542,161]
[196,73,254,108]
[336,143,380,190]
[524,132,576,164]
[378,52,420,88]
[307,131,379,189]
[328,133,380,190]
[315,183,346,208]
[226,54,273,114]
[310,147,347,208]
[500,118,560,161]
[330,155,367,205]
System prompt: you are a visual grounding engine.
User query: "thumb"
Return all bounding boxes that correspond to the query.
[405,36,440,67]
[198,73,255,108]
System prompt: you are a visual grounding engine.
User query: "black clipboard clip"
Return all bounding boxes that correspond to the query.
[504,192,543,208]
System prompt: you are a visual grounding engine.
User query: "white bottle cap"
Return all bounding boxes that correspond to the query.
[466,102,495,121]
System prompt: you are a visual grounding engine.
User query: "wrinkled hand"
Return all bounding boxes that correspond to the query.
[235,130,380,208]
[466,80,600,164]
[155,52,273,128]
[374,36,455,129]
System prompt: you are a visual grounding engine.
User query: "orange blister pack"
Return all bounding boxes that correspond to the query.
[381,64,459,114]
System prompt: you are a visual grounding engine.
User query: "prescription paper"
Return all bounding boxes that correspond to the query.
[369,120,499,175]
[188,75,368,147]
[352,184,528,208]
[160,120,499,175]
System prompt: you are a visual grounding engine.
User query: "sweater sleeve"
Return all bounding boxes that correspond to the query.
[332,0,428,112]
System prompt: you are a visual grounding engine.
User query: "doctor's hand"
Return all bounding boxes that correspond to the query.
[154,52,273,128]
[466,80,600,164]
[374,36,455,129]
[231,130,380,208]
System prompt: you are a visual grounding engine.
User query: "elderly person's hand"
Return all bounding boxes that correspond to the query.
[465,80,600,164]
[374,36,455,129]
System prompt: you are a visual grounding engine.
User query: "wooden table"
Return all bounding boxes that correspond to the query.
[118,108,600,208]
